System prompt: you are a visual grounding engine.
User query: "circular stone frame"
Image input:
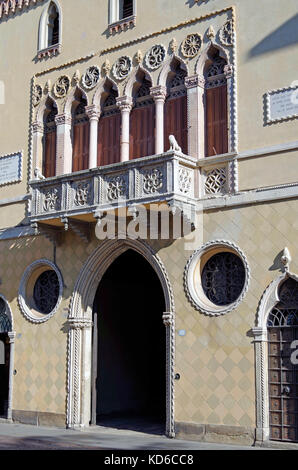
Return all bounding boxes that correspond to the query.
[18,259,63,324]
[184,240,250,316]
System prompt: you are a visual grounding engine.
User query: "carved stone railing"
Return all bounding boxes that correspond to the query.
[29,151,197,224]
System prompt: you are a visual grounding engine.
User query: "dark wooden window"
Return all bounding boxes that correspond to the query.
[72,99,90,172]
[129,79,155,160]
[121,0,133,19]
[98,92,121,166]
[43,106,57,178]
[205,55,228,157]
[164,68,188,155]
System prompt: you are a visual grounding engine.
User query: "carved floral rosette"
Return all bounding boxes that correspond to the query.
[53,75,71,98]
[82,66,101,90]
[42,187,61,212]
[32,84,43,106]
[112,56,132,80]
[106,176,127,201]
[145,44,166,70]
[181,33,202,58]
[143,168,163,194]
[73,181,91,207]
[219,19,233,47]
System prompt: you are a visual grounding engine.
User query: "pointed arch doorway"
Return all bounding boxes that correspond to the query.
[91,249,166,433]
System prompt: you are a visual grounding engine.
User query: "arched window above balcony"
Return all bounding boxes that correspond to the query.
[204,48,228,157]
[97,83,121,166]
[43,99,58,178]
[164,60,188,155]
[72,94,89,172]
[129,73,155,160]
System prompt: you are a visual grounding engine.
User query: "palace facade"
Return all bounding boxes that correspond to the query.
[0,0,298,446]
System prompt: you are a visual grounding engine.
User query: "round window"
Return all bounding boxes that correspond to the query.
[184,241,250,316]
[201,252,246,306]
[18,259,63,323]
[33,270,60,315]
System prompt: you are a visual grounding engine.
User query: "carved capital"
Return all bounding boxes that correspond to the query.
[8,331,16,343]
[68,317,93,330]
[116,95,133,112]
[85,105,101,121]
[55,113,72,126]
[185,74,205,89]
[224,64,234,79]
[162,312,174,327]
[150,85,167,102]
[32,121,44,133]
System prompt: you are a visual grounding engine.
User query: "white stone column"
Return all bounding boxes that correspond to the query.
[55,113,72,176]
[7,331,15,421]
[150,85,167,155]
[85,105,100,169]
[32,121,44,176]
[116,96,133,162]
[224,64,234,154]
[185,75,205,160]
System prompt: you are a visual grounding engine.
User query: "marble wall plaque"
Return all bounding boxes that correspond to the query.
[267,86,298,123]
[0,152,22,186]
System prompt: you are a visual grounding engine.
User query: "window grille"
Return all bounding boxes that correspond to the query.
[201,252,246,306]
[33,270,60,314]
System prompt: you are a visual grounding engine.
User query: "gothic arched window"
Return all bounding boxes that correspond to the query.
[129,75,155,160]
[43,100,57,178]
[97,88,121,166]
[164,63,188,155]
[72,95,90,172]
[204,50,228,157]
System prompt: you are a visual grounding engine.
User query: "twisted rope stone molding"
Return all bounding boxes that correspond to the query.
[184,239,250,316]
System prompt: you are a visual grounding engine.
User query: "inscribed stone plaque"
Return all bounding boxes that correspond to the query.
[267,87,298,123]
[0,152,22,186]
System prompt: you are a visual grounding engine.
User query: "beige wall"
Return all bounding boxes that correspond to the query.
[0,0,298,216]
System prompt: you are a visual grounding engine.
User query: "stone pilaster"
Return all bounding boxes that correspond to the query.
[185,74,205,160]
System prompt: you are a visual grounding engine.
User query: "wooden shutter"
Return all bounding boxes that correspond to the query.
[129,104,155,160]
[205,84,228,157]
[43,130,56,178]
[97,112,121,166]
[72,121,90,172]
[164,95,188,154]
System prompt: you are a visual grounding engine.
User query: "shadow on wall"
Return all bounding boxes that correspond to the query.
[249,14,298,57]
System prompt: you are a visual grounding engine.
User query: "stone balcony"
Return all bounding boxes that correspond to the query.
[29,151,198,241]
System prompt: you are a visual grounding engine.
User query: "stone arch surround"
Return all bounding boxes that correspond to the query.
[66,238,176,437]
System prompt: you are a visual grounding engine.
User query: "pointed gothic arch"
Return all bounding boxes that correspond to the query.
[66,238,175,437]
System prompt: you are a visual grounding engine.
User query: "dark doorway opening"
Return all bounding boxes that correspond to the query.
[92,249,166,434]
[0,333,9,417]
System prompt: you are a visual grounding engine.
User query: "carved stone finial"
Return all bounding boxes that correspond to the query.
[72,70,80,85]
[281,247,291,272]
[135,50,143,65]
[169,38,177,54]
[207,26,215,41]
[102,59,111,76]
[44,80,51,95]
